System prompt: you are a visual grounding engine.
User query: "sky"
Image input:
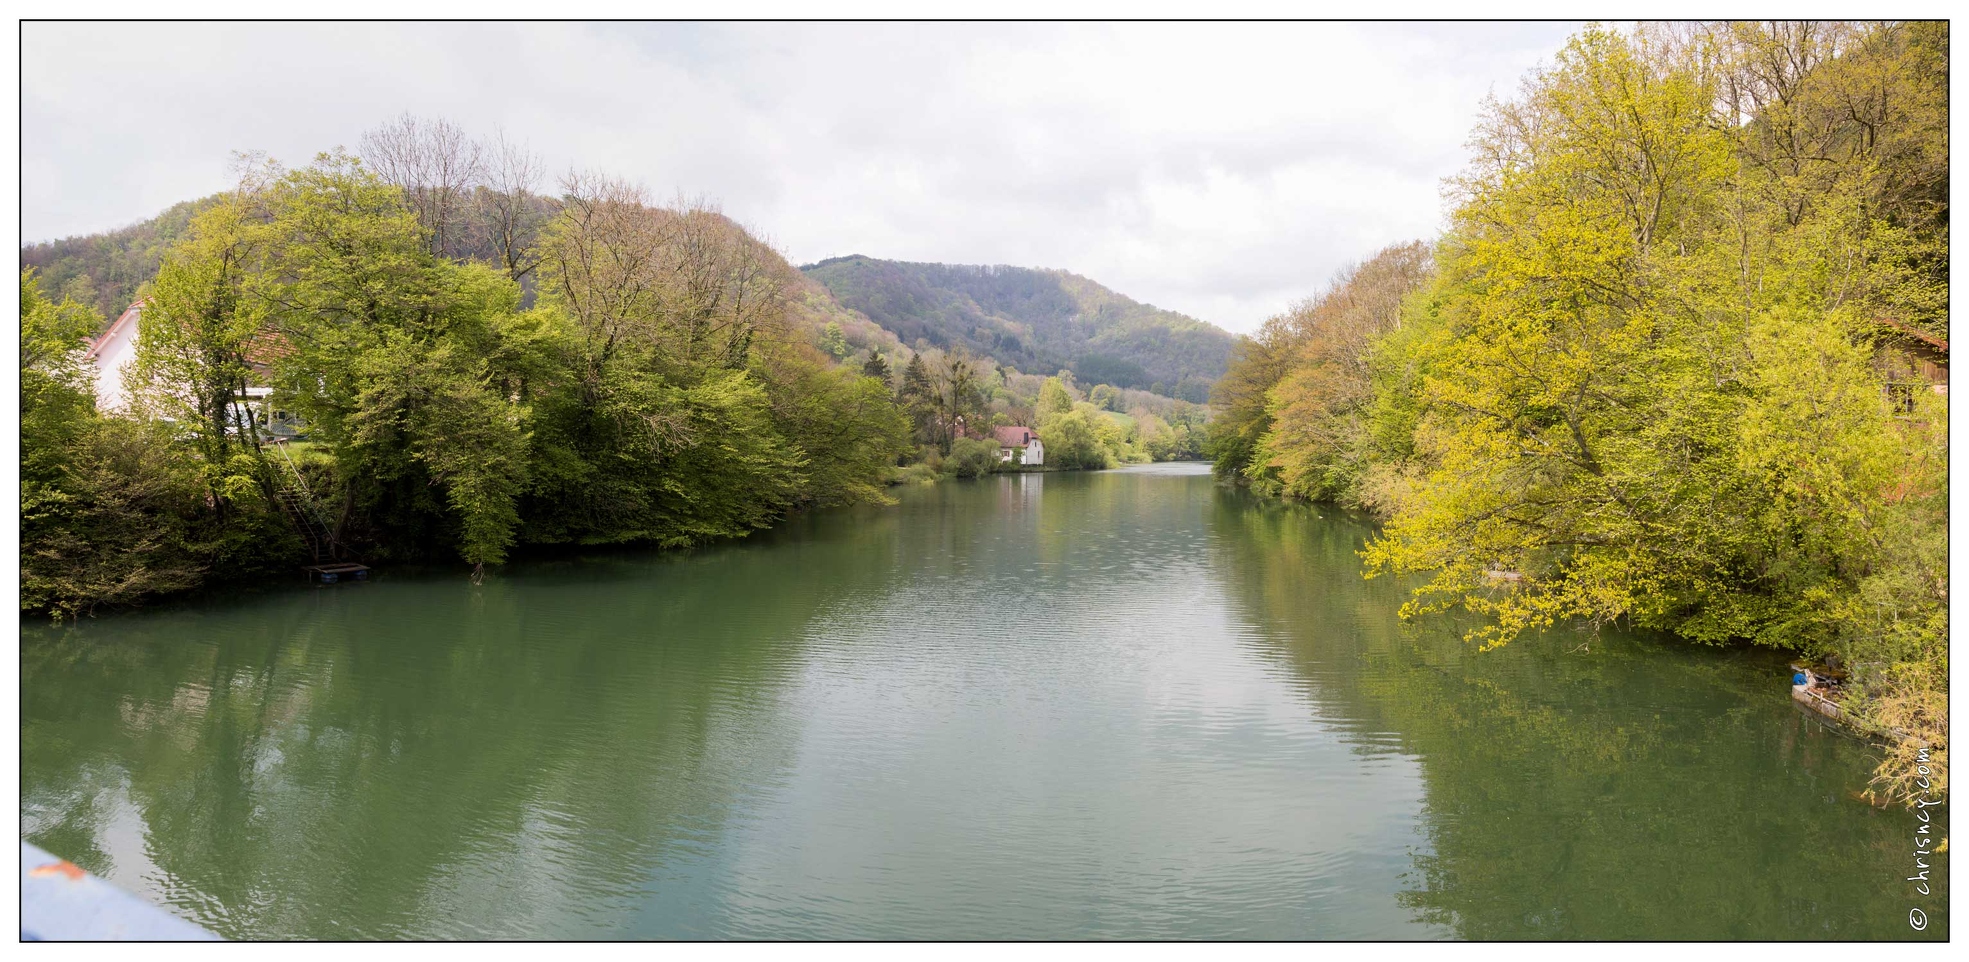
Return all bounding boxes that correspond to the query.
[22,22,1577,334]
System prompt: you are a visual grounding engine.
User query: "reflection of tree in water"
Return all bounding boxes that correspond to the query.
[21,504,911,939]
[1206,489,1947,940]
[21,477,1948,940]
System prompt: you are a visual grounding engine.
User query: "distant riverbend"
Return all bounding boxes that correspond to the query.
[20,463,1948,939]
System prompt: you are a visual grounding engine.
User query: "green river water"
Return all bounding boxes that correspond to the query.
[20,463,1948,939]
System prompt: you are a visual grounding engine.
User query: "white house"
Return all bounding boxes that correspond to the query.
[81,302,303,438]
[83,302,144,411]
[993,425,1044,466]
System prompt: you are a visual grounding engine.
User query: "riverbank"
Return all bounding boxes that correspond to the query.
[1204,23,1949,803]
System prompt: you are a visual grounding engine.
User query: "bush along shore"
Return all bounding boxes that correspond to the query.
[1207,22,1947,801]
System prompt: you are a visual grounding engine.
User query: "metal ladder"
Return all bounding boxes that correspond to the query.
[271,442,340,563]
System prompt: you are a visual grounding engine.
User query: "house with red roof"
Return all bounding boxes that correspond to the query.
[82,300,303,438]
[83,301,145,411]
[992,425,1044,466]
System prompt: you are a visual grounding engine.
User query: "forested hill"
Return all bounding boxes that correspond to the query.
[803,255,1233,402]
[22,196,220,320]
[23,193,915,365]
[25,211,1231,405]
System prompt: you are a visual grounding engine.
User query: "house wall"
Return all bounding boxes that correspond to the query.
[88,306,142,411]
[1026,439,1044,467]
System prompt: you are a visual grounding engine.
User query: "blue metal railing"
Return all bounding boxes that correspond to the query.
[20,841,220,941]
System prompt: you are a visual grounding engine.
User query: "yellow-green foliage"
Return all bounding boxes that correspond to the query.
[1218,22,1949,798]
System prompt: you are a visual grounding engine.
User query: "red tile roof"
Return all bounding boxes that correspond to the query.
[1876,317,1948,355]
[993,426,1037,447]
[84,302,144,361]
[81,298,292,370]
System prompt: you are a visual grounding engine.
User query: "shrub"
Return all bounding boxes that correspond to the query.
[945,437,1002,478]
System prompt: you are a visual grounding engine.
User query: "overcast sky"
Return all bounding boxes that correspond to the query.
[23,21,1576,333]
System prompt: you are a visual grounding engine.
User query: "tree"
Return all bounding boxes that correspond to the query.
[536,175,784,378]
[762,356,910,507]
[523,173,828,552]
[1037,408,1109,470]
[1206,312,1300,484]
[897,352,938,447]
[945,437,1001,478]
[1362,25,1756,645]
[1037,376,1074,418]
[258,152,536,568]
[131,162,280,512]
[21,269,103,498]
[361,113,486,258]
[932,349,987,452]
[1249,242,1433,504]
[1337,23,1947,794]
[818,320,850,359]
[472,128,548,280]
[860,351,892,386]
[1189,24,1946,796]
[25,114,1045,612]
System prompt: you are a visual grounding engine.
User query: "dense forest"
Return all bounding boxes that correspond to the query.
[1210,22,1948,798]
[803,255,1233,401]
[19,117,1205,623]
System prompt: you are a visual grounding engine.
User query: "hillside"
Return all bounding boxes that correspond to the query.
[23,195,895,359]
[802,255,1233,402]
[24,208,1231,405]
[22,196,221,320]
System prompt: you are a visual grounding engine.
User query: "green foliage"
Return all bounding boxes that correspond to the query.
[1206,315,1298,483]
[762,357,912,508]
[1211,22,1948,795]
[242,153,537,566]
[945,437,1002,478]
[1214,242,1435,504]
[860,351,892,385]
[19,271,215,617]
[20,416,212,619]
[897,352,939,449]
[133,182,278,508]
[1133,407,1207,462]
[818,320,851,359]
[21,143,922,611]
[888,461,942,485]
[1038,408,1111,470]
[1036,376,1074,418]
[19,269,100,476]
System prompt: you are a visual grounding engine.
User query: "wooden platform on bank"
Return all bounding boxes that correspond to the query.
[304,563,370,584]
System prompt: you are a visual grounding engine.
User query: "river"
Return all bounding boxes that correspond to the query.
[19,463,1948,939]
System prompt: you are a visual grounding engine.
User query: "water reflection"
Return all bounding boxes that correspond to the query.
[1206,487,1948,940]
[21,522,881,938]
[20,465,1947,939]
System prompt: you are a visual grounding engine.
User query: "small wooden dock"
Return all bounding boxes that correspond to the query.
[1790,663,1929,748]
[304,563,371,584]
[1790,664,1844,720]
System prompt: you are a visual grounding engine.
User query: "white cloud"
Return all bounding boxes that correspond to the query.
[22,21,1574,332]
